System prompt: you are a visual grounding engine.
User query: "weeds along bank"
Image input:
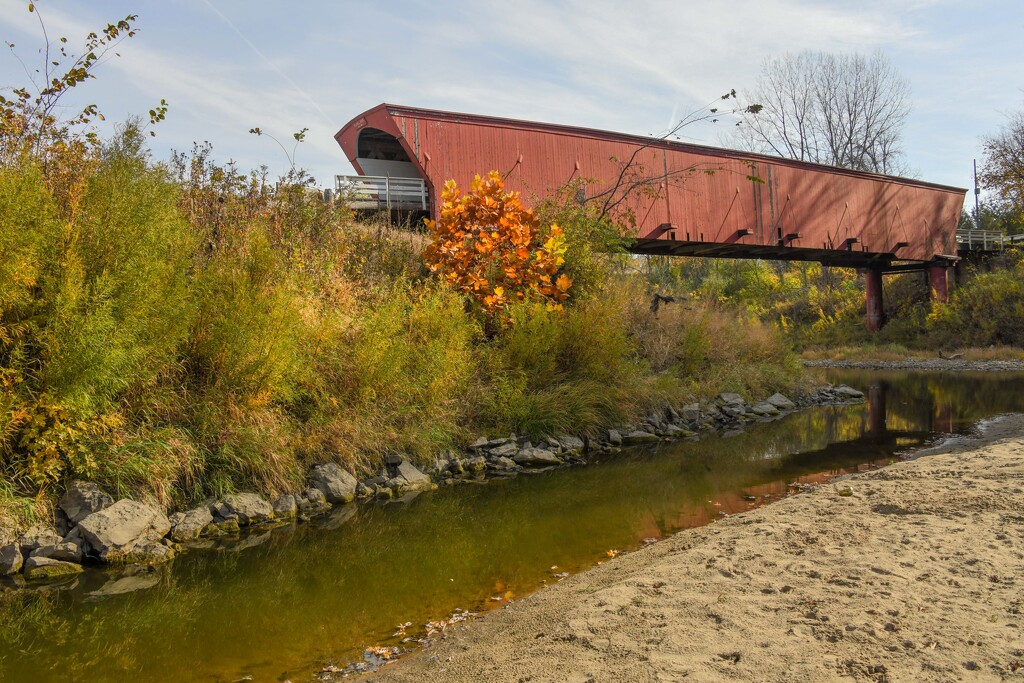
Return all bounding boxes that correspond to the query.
[649,249,1024,352]
[0,129,801,538]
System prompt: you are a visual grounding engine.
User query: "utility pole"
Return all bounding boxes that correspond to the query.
[973,159,981,229]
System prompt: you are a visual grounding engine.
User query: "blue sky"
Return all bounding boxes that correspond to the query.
[2,0,1022,197]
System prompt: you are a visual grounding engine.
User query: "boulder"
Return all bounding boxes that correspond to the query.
[489,456,518,470]
[272,495,298,519]
[835,385,865,399]
[18,525,63,557]
[765,393,796,410]
[488,442,519,458]
[169,506,214,542]
[309,463,358,504]
[23,556,84,581]
[750,401,780,416]
[556,435,585,453]
[513,448,561,467]
[213,493,274,526]
[720,404,746,419]
[607,429,622,446]
[60,481,114,525]
[117,543,174,564]
[621,430,660,445]
[681,403,701,422]
[77,500,172,564]
[717,392,746,406]
[466,456,487,472]
[0,543,22,576]
[30,541,82,564]
[202,518,240,536]
[298,487,330,514]
[385,453,408,466]
[392,461,433,491]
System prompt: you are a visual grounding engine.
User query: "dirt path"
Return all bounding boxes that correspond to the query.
[367,417,1024,682]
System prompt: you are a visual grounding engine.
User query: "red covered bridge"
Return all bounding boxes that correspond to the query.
[335,104,967,330]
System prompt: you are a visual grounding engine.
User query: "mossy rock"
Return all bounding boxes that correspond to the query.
[23,557,85,581]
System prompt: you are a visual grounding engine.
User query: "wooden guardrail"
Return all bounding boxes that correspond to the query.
[955,229,1024,251]
[334,175,429,211]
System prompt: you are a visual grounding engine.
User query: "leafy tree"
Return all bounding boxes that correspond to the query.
[979,110,1024,232]
[423,171,572,322]
[735,51,910,175]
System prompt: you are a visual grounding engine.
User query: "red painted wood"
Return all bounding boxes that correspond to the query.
[336,104,967,263]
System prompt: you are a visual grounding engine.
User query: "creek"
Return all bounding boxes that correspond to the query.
[2,369,1024,682]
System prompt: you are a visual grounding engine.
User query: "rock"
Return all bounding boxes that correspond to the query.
[664,424,687,436]
[717,392,746,406]
[646,412,667,431]
[214,493,274,526]
[681,403,701,422]
[30,542,82,564]
[77,500,172,564]
[298,487,330,514]
[272,494,298,519]
[720,404,746,419]
[116,542,174,564]
[447,459,465,476]
[834,384,865,399]
[488,442,519,458]
[202,518,240,536]
[169,506,214,542]
[0,543,22,576]
[18,525,63,557]
[87,574,160,599]
[513,448,561,467]
[59,481,114,525]
[607,429,622,446]
[490,456,518,470]
[750,401,780,416]
[556,435,585,453]
[385,453,407,466]
[765,393,796,410]
[309,463,358,504]
[466,456,487,473]
[23,556,84,581]
[621,430,660,445]
[392,461,433,491]
[544,436,562,451]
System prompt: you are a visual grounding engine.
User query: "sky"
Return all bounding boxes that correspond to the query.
[1,0,1022,198]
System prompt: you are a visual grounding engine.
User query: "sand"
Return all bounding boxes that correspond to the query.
[367,416,1024,682]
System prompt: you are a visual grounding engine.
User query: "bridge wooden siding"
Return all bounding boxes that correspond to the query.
[336,104,968,330]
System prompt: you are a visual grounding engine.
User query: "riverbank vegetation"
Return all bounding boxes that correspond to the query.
[0,124,798,535]
[650,249,1024,353]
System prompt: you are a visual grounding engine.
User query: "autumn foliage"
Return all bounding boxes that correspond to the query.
[423,171,572,319]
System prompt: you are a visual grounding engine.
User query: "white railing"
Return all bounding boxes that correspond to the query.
[335,175,429,211]
[956,229,1024,250]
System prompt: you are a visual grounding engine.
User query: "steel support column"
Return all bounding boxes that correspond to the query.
[865,268,885,332]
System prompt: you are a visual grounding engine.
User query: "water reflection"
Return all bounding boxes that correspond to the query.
[2,370,1023,682]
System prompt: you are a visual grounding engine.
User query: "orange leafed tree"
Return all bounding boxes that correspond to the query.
[423,171,572,319]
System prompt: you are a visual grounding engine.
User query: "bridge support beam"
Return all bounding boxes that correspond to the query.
[865,268,886,332]
[928,264,949,303]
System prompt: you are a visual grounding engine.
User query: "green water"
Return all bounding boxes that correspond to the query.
[2,370,1024,682]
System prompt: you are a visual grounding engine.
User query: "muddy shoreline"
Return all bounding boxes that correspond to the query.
[364,414,1024,682]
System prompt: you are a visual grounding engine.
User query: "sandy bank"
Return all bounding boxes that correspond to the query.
[367,416,1024,682]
